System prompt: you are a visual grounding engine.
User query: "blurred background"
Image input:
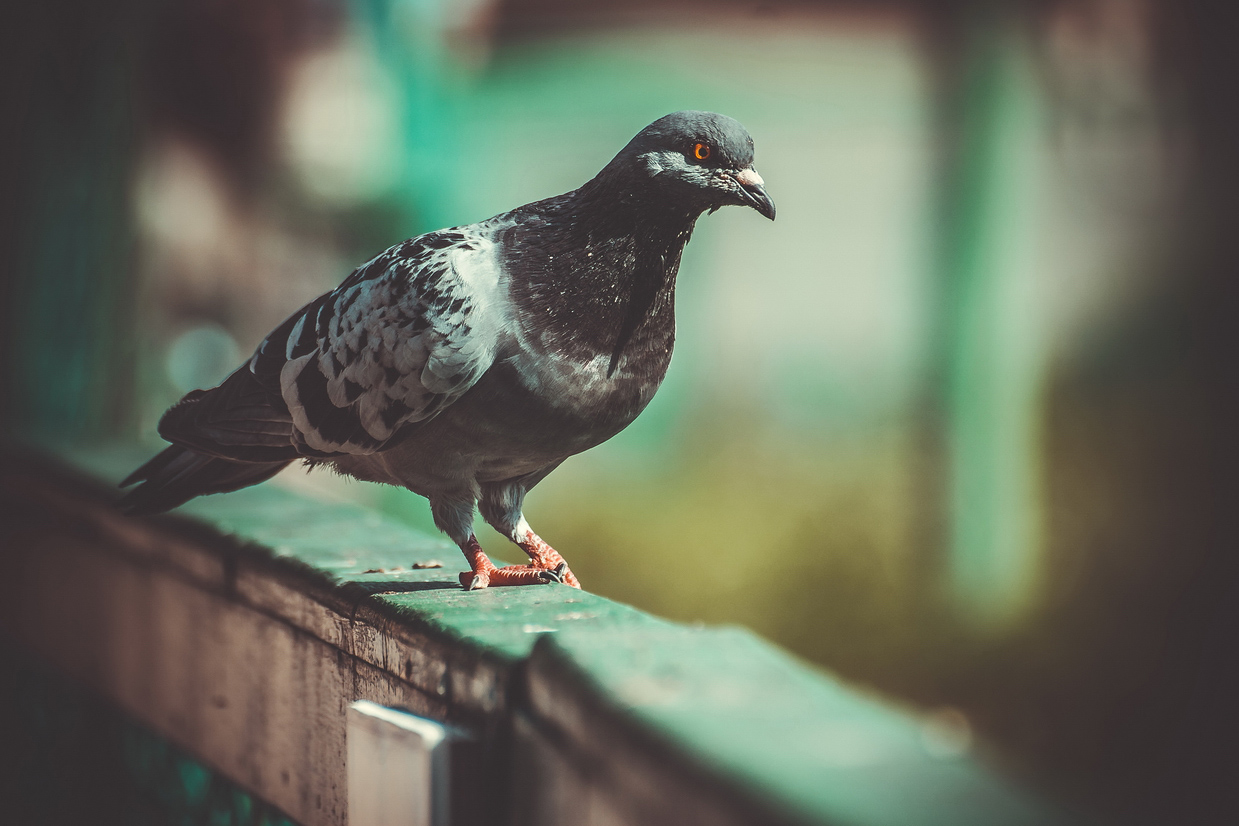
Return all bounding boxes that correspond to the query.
[3,0,1238,822]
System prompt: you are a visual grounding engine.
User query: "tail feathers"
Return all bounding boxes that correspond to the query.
[156,368,298,463]
[118,445,290,515]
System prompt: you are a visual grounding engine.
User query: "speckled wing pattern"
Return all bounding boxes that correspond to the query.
[248,228,505,456]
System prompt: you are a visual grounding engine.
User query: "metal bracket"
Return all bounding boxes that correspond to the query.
[348,700,451,826]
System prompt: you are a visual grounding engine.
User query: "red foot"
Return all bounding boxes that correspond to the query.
[458,563,562,590]
[518,529,581,589]
[458,536,572,590]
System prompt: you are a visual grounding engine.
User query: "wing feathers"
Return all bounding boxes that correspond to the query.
[255,230,504,455]
[157,368,298,462]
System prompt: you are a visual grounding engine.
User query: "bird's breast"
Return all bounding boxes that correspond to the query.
[502,340,671,438]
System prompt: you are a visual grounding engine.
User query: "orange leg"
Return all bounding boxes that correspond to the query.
[515,523,581,589]
[457,535,570,590]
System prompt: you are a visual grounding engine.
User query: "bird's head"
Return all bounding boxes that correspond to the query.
[605,111,775,221]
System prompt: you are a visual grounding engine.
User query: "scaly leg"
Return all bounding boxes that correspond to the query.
[432,492,570,591]
[475,480,582,590]
[457,534,569,591]
[512,518,580,589]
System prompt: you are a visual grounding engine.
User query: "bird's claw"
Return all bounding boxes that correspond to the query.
[461,570,490,590]
[457,536,578,590]
[459,562,564,589]
[538,562,569,584]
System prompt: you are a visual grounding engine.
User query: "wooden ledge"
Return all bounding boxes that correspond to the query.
[0,442,1076,826]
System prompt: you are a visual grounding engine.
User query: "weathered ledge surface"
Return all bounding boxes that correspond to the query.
[0,442,1071,826]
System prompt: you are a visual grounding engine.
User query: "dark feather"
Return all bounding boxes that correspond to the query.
[118,445,288,515]
[157,368,297,463]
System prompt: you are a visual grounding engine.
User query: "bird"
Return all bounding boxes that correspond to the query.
[119,110,775,590]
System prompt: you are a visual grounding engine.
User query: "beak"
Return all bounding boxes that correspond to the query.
[733,167,776,221]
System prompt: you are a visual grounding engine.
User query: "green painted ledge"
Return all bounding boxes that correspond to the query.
[60,442,668,666]
[14,441,1075,826]
[528,626,1057,826]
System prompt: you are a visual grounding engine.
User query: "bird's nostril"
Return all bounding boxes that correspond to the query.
[735,167,765,189]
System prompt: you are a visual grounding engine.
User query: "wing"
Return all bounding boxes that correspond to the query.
[249,229,506,456]
[155,366,298,463]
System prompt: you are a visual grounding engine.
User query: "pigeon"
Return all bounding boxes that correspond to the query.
[119,110,775,590]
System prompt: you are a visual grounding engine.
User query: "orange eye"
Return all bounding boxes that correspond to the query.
[693,142,711,161]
